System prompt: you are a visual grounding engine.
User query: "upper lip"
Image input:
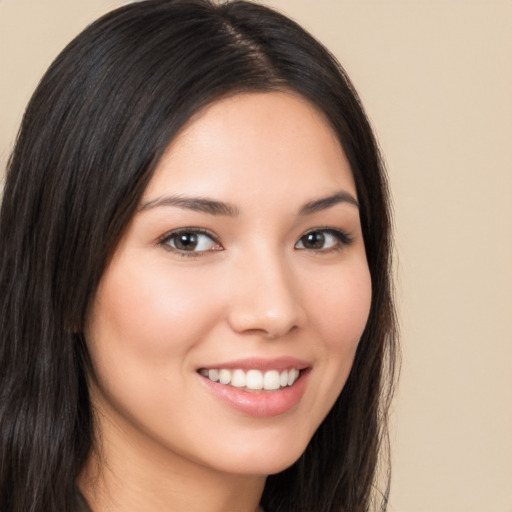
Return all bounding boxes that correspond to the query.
[198,356,311,372]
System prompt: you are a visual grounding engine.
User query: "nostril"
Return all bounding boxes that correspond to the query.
[227,303,306,339]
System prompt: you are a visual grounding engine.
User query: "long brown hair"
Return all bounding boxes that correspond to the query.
[0,1,398,511]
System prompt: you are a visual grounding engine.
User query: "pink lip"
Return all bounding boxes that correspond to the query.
[198,362,311,418]
[198,356,310,372]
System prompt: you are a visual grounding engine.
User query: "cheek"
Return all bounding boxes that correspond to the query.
[87,258,223,364]
[308,261,372,349]
[83,257,226,436]
[304,261,372,407]
[83,261,232,442]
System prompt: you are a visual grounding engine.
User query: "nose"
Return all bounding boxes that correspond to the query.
[226,249,307,339]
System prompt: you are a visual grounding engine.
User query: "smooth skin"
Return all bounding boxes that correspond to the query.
[80,91,372,512]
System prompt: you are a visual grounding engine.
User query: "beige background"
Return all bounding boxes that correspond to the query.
[1,1,511,511]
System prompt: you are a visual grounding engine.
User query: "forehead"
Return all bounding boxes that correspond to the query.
[143,91,356,205]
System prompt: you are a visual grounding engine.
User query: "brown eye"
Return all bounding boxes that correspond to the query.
[295,229,351,251]
[172,232,200,251]
[162,229,221,253]
[299,231,326,250]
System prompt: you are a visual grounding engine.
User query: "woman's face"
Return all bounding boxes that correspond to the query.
[85,91,372,478]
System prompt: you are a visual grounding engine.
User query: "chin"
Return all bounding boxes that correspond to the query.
[207,434,310,477]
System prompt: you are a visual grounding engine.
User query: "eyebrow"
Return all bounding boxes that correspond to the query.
[299,191,359,215]
[138,195,239,217]
[138,190,358,217]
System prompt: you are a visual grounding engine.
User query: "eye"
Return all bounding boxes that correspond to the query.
[160,229,222,255]
[295,229,352,252]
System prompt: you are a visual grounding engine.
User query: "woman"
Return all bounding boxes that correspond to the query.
[0,1,398,511]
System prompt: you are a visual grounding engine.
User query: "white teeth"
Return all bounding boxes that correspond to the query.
[219,369,231,385]
[231,369,246,388]
[200,368,301,390]
[246,369,263,390]
[263,370,280,390]
[208,369,219,382]
[288,368,299,386]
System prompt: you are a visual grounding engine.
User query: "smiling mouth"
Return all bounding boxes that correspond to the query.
[198,368,301,391]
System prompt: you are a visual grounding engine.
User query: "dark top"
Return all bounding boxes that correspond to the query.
[74,490,93,512]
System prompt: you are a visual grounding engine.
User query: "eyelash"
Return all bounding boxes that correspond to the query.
[158,227,353,258]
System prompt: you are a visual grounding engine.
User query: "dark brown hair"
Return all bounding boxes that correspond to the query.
[0,1,398,511]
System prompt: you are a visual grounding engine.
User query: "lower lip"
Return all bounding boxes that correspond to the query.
[199,370,310,417]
